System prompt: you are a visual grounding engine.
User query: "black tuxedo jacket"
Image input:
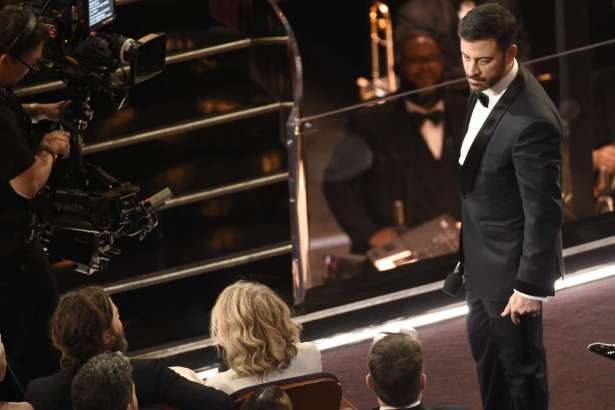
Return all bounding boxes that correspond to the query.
[324,92,467,253]
[459,67,564,300]
[25,358,233,410]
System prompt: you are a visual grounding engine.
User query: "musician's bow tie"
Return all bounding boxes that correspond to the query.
[412,110,445,125]
[477,92,489,108]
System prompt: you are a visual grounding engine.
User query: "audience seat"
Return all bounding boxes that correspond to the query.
[230,372,357,410]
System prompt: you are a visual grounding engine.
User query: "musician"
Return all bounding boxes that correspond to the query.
[323,30,466,253]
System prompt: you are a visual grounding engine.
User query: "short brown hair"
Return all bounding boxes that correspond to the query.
[51,286,114,373]
[368,333,423,407]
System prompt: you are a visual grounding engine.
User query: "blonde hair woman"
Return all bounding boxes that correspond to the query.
[205,281,321,393]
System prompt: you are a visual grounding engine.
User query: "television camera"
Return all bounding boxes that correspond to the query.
[18,0,172,274]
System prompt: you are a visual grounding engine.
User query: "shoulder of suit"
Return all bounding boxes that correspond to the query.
[510,74,562,128]
[25,370,72,409]
[26,369,71,391]
[349,101,405,130]
[130,357,162,369]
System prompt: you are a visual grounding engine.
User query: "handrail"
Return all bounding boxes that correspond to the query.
[105,242,292,295]
[161,172,289,210]
[268,0,310,305]
[83,102,292,154]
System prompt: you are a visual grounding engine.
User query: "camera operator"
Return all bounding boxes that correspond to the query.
[0,6,70,399]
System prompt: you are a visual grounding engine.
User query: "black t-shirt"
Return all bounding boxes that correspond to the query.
[0,87,36,243]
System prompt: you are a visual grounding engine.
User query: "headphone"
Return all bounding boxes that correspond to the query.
[3,7,38,58]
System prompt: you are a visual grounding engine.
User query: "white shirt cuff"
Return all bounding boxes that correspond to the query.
[514,289,548,302]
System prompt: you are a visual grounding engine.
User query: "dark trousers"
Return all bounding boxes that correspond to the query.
[466,296,549,410]
[0,240,59,400]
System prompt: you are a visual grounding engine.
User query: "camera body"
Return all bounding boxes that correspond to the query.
[30,0,166,97]
[16,0,172,274]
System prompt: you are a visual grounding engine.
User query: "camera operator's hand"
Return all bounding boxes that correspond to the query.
[25,100,68,122]
[41,130,70,159]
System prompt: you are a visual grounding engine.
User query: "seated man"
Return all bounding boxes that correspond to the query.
[366,332,466,410]
[324,30,466,253]
[25,286,233,410]
[72,352,138,410]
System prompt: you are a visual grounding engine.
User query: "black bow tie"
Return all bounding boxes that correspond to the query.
[477,92,489,108]
[411,110,445,125]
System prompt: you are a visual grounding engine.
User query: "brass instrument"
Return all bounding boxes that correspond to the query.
[393,199,405,228]
[357,2,398,100]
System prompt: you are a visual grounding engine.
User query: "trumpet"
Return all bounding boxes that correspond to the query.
[357,1,398,101]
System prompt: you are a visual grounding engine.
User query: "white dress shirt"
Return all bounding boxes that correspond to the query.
[459,58,519,166]
[380,399,421,409]
[405,99,445,160]
[458,59,547,302]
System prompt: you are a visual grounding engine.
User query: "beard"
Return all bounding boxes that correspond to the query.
[467,61,509,91]
[108,329,128,353]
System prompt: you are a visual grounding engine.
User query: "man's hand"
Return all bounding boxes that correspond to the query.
[501,292,542,325]
[28,101,68,122]
[41,130,70,159]
[593,144,615,173]
[369,227,399,248]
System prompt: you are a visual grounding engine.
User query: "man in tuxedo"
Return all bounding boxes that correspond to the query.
[456,4,564,410]
[366,332,467,410]
[366,332,426,410]
[324,30,466,253]
[25,286,233,410]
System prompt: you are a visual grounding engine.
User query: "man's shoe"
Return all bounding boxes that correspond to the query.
[588,342,615,360]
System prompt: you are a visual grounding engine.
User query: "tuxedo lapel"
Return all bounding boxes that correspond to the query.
[461,93,477,138]
[456,93,477,191]
[460,68,528,196]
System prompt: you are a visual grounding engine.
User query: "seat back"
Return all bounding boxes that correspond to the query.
[231,372,342,410]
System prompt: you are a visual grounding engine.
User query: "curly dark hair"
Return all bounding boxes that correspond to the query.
[72,352,134,410]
